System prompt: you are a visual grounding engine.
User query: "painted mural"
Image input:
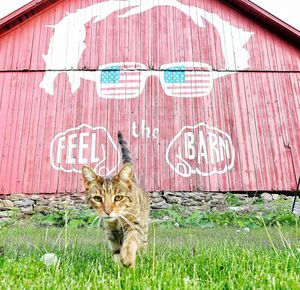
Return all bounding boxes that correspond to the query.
[40,0,253,181]
[1,0,299,194]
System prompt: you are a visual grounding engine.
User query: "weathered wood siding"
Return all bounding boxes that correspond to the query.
[0,0,299,193]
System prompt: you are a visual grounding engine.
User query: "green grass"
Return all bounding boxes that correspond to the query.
[0,223,299,289]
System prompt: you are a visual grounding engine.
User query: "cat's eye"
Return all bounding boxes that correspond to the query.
[114,195,123,202]
[93,196,102,203]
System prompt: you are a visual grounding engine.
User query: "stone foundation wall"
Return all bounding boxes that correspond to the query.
[0,191,295,220]
[149,191,236,211]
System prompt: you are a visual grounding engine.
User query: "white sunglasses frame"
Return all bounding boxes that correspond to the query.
[82,62,214,99]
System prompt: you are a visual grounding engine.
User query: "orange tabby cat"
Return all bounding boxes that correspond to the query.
[81,131,150,267]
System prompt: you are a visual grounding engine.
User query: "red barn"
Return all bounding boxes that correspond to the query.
[0,0,299,195]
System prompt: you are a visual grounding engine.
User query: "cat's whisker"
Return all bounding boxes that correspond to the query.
[120,211,139,219]
[118,214,139,231]
[118,213,135,226]
[119,214,144,241]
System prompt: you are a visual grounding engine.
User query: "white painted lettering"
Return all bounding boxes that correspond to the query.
[91,133,100,163]
[152,128,159,139]
[142,120,151,138]
[184,132,195,159]
[132,119,159,139]
[50,124,121,175]
[78,132,89,164]
[166,123,235,177]
[208,132,219,164]
[56,136,66,163]
[66,133,77,164]
[182,131,232,165]
[132,121,139,138]
[198,131,208,164]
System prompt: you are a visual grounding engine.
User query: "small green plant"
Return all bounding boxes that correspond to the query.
[253,197,264,205]
[34,209,98,228]
[151,205,299,229]
[225,193,243,206]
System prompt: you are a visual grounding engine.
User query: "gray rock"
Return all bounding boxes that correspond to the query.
[10,194,27,201]
[20,206,34,214]
[261,192,273,201]
[182,199,201,206]
[165,191,183,197]
[0,211,12,217]
[1,200,14,209]
[14,199,35,207]
[30,195,40,201]
[35,199,50,206]
[272,194,280,200]
[186,192,197,198]
[149,192,163,198]
[229,205,254,214]
[150,199,170,209]
[151,197,165,204]
[210,198,225,206]
[166,195,182,204]
[34,205,51,214]
[192,196,205,202]
[213,193,225,200]
[204,195,213,202]
[236,194,249,201]
[71,194,85,202]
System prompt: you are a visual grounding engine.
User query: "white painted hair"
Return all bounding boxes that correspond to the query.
[40,0,254,95]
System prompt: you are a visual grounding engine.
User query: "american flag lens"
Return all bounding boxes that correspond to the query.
[161,63,213,97]
[97,63,145,99]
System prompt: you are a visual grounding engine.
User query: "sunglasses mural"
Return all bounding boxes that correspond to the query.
[1,0,299,194]
[42,0,246,192]
[79,62,215,99]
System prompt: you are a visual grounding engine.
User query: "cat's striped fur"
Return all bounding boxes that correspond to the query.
[82,131,150,267]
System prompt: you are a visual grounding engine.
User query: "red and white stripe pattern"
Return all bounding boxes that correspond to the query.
[97,62,145,99]
[161,63,213,97]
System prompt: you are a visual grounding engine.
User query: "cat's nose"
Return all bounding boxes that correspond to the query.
[104,208,112,216]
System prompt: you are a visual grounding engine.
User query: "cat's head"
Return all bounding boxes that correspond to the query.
[81,164,135,220]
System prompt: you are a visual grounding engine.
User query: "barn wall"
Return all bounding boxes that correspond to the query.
[0,0,299,194]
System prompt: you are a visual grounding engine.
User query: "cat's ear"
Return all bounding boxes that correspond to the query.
[82,166,102,189]
[115,163,134,184]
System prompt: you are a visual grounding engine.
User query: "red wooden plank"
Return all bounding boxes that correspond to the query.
[0,73,15,193]
[7,72,26,194]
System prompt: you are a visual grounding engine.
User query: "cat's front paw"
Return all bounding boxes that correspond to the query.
[120,248,136,268]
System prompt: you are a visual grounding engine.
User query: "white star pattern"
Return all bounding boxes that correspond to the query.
[164,66,185,83]
[101,66,120,83]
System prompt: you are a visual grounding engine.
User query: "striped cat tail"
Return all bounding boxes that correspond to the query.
[118,131,132,165]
